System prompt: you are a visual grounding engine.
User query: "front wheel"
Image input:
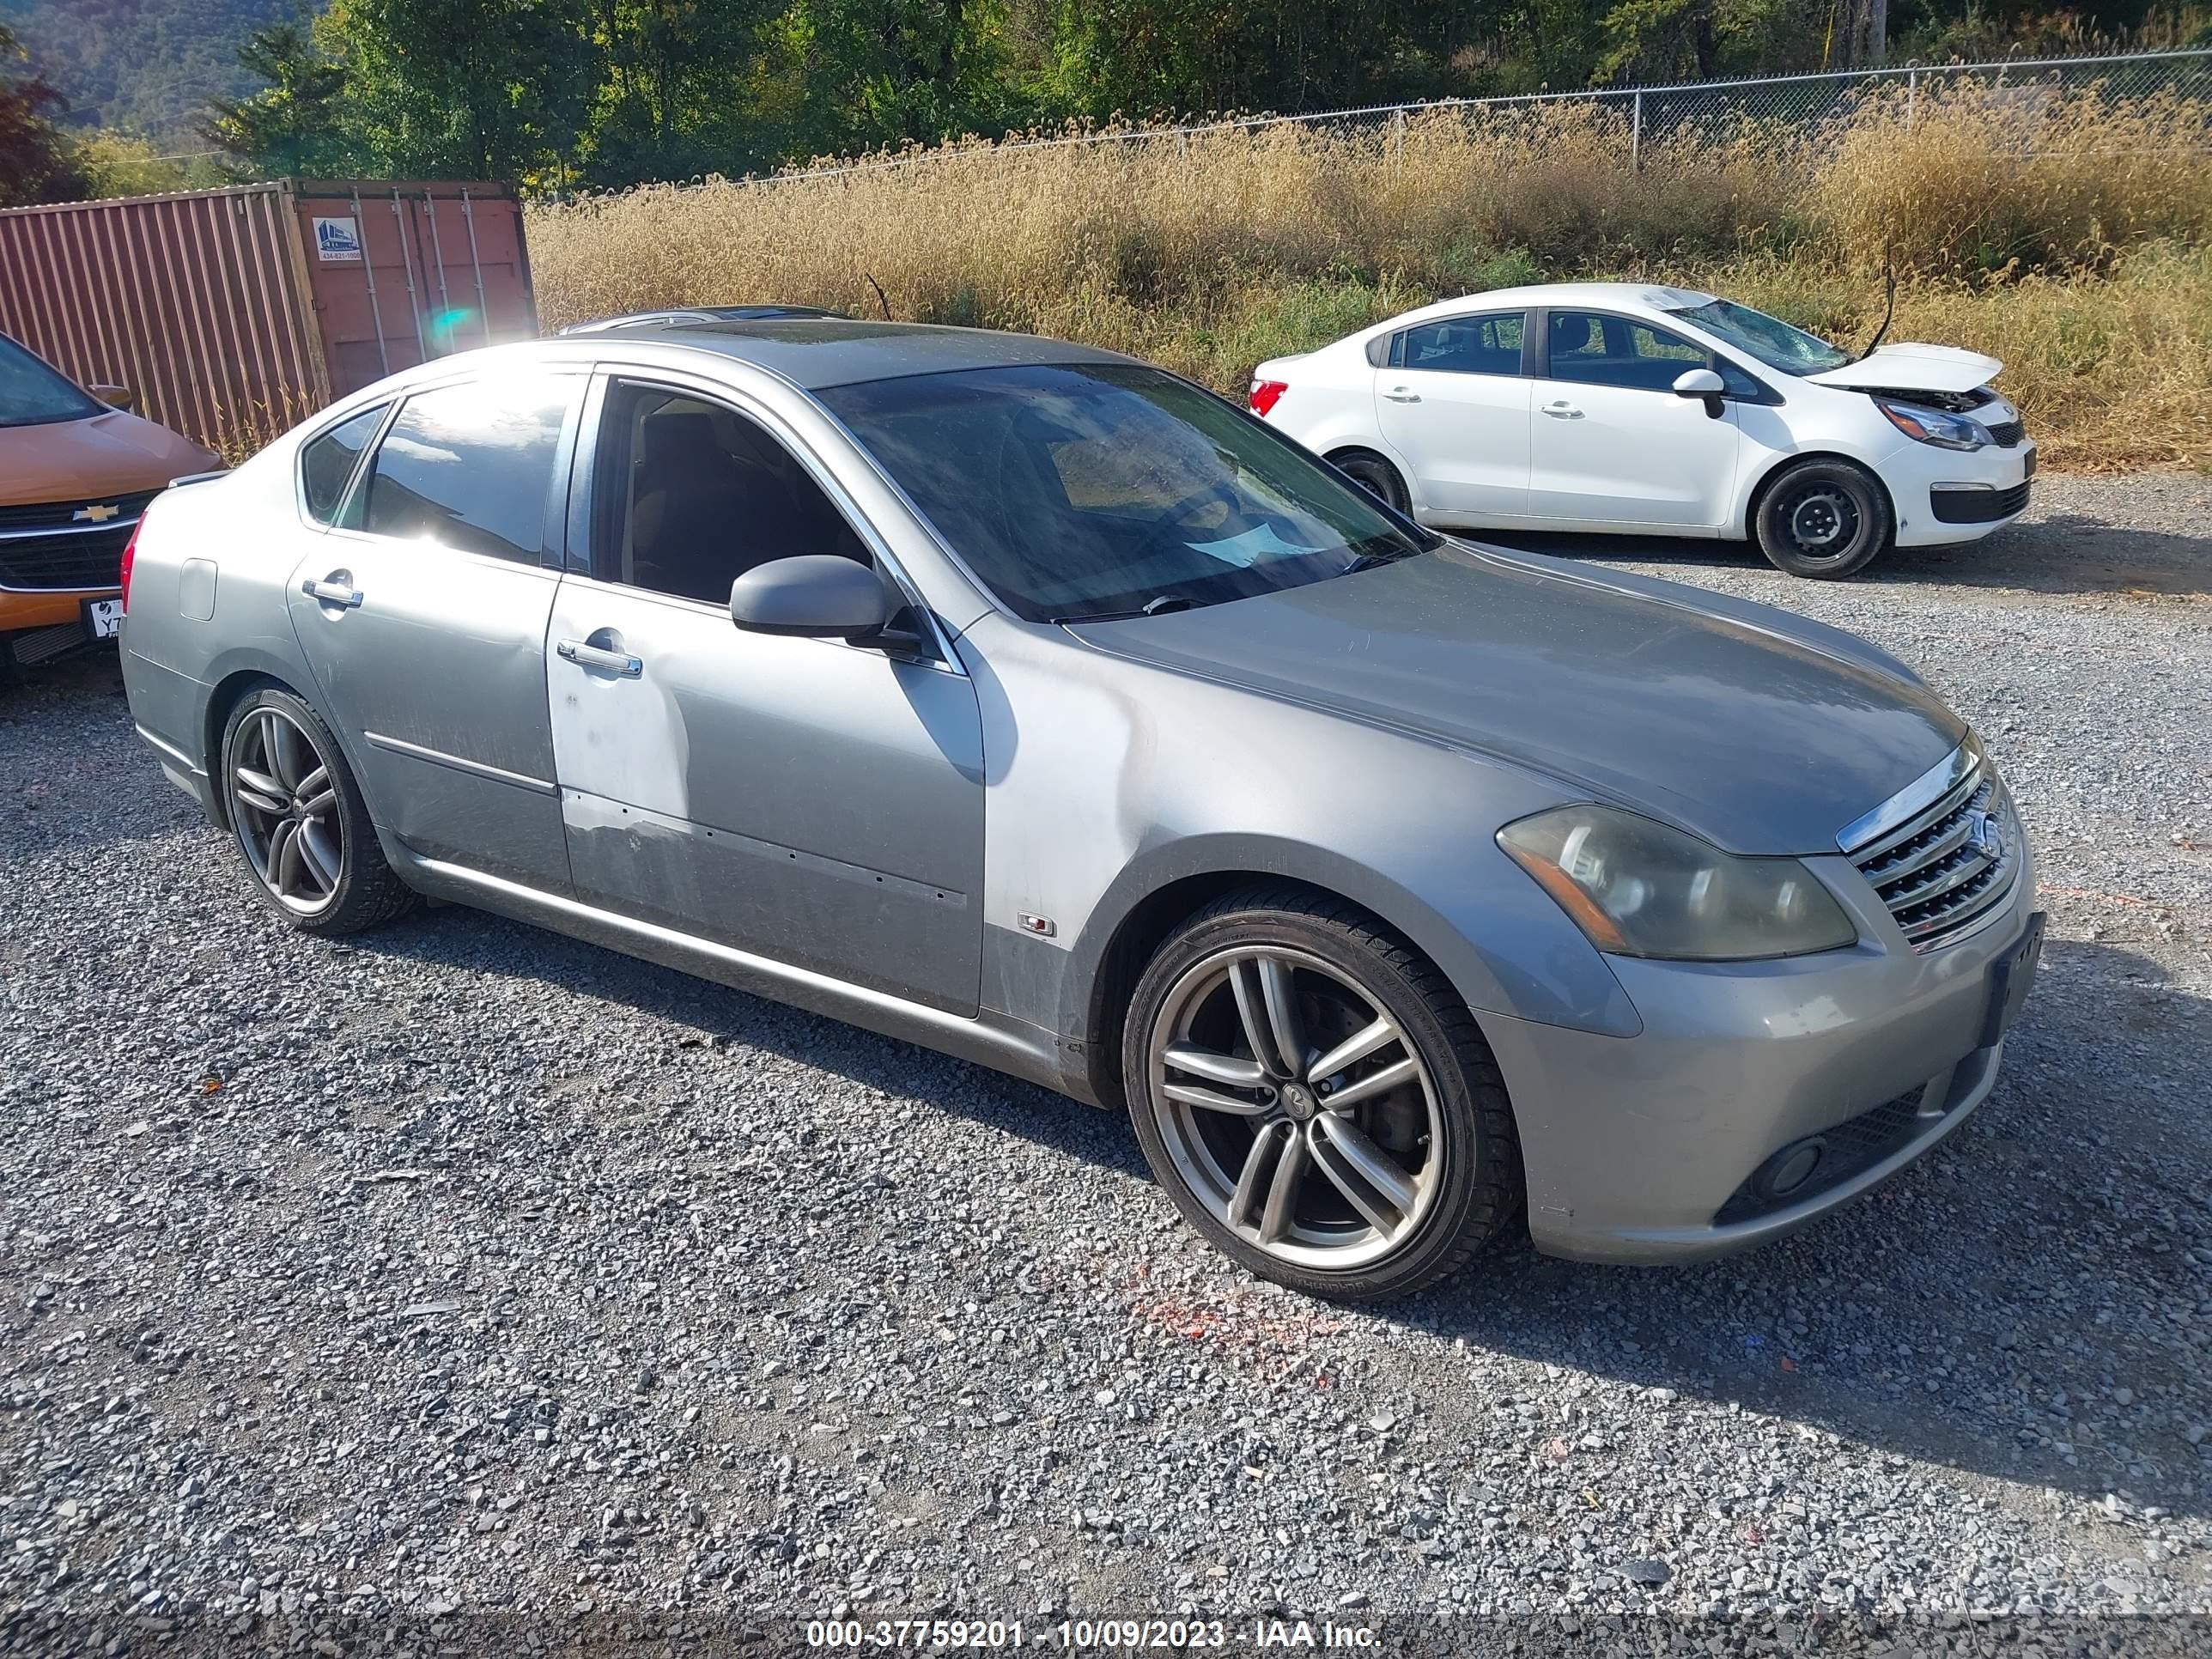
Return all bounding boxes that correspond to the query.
[1753,459,1893,579]
[1121,885,1522,1302]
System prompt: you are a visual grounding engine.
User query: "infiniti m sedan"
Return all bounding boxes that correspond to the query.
[118,319,2042,1301]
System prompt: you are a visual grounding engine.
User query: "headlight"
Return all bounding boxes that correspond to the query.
[1498,805,1858,961]
[1875,397,1991,452]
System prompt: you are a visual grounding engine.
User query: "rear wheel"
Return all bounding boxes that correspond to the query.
[1753,459,1892,579]
[1122,885,1521,1302]
[1329,449,1410,516]
[219,687,416,936]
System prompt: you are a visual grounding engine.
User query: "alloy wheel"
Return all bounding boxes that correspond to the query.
[229,705,343,915]
[1146,945,1443,1270]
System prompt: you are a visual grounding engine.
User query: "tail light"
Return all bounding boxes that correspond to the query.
[1249,380,1288,418]
[119,519,142,613]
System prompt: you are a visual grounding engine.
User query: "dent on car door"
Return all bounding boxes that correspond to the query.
[283,372,580,889]
[1528,310,1744,528]
[1372,310,1533,521]
[546,374,986,1017]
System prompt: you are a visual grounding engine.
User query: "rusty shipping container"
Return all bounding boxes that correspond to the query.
[0,179,536,455]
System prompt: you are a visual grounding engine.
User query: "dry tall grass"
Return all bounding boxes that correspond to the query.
[530,82,2212,469]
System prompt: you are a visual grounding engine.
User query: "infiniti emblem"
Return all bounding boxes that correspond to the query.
[1966,808,2004,862]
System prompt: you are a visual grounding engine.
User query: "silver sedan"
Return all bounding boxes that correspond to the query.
[118,320,2044,1301]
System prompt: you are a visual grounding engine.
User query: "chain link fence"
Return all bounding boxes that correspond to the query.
[741,46,2212,189]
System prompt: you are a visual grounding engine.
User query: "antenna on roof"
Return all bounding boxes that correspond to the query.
[1857,236,1897,361]
[864,273,891,321]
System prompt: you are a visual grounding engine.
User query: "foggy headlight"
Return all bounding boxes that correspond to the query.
[1875,397,1991,452]
[1498,805,1858,961]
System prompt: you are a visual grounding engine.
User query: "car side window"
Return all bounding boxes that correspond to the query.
[300,404,386,526]
[1546,312,1730,394]
[348,377,570,562]
[592,381,872,605]
[1392,312,1524,376]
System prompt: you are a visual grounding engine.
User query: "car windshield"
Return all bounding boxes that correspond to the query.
[818,362,1431,623]
[0,334,101,428]
[1667,298,1854,376]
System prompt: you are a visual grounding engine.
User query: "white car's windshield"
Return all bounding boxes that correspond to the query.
[1668,299,1853,376]
[0,335,100,429]
[823,362,1432,623]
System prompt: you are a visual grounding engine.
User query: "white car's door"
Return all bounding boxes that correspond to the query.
[1372,310,1532,523]
[1528,309,1744,529]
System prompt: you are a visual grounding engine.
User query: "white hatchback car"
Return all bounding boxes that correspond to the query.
[1250,283,2035,579]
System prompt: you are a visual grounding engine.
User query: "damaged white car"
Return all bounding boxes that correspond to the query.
[1250,283,2034,579]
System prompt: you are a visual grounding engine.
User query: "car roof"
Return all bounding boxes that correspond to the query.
[540,317,1139,390]
[560,303,843,334]
[1369,282,1719,335]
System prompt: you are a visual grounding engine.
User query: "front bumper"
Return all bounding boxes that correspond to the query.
[1887,436,2037,547]
[1485,838,2039,1264]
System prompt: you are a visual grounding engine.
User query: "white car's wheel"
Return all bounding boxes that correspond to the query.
[1753,459,1894,580]
[1328,449,1409,516]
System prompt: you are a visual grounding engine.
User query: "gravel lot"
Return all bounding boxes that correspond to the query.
[2,472,2208,1652]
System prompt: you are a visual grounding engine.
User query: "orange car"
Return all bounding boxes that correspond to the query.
[2,331,216,678]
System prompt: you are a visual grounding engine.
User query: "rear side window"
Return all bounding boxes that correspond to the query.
[1393,312,1525,376]
[300,405,386,525]
[353,378,572,562]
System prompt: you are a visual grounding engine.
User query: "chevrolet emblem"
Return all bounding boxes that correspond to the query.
[73,503,121,524]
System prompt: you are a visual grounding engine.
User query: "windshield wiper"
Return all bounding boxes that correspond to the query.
[1344,545,1419,574]
[1053,594,1196,624]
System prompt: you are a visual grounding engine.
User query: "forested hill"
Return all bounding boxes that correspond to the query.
[0,0,295,142]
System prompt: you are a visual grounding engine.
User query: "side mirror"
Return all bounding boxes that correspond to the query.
[730,555,893,641]
[1672,367,1726,420]
[88,383,136,411]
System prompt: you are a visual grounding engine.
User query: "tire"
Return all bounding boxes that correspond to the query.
[1121,884,1522,1302]
[1752,458,1893,579]
[217,686,416,936]
[1329,449,1410,516]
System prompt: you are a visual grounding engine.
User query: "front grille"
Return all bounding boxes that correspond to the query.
[0,489,157,531]
[1984,417,2024,447]
[1930,480,2031,525]
[0,523,132,591]
[1845,751,2021,951]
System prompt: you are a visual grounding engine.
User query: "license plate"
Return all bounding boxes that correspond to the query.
[1978,911,2045,1048]
[2023,448,2038,480]
[83,598,123,640]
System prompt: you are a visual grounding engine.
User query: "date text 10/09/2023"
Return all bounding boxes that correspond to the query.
[804,1619,1382,1650]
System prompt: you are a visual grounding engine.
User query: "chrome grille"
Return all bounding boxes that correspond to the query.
[1843,744,2021,951]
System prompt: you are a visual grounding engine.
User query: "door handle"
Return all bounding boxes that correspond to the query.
[1542,401,1584,419]
[557,638,643,678]
[301,576,363,608]
[1382,387,1421,403]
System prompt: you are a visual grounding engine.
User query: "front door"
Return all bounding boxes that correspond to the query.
[547,375,985,1016]
[1372,310,1532,523]
[1528,309,1742,528]
[284,371,580,890]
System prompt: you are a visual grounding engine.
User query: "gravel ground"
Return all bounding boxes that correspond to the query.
[2,471,2208,1652]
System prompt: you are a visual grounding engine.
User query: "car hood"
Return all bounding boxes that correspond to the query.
[0,410,216,507]
[1065,543,1966,855]
[1802,343,2002,394]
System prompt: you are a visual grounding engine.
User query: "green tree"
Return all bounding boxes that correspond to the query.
[324,0,596,183]
[0,19,88,204]
[201,21,355,176]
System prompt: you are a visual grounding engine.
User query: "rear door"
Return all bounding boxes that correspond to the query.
[546,371,985,1016]
[285,371,580,890]
[1527,309,1743,528]
[1372,310,1532,523]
